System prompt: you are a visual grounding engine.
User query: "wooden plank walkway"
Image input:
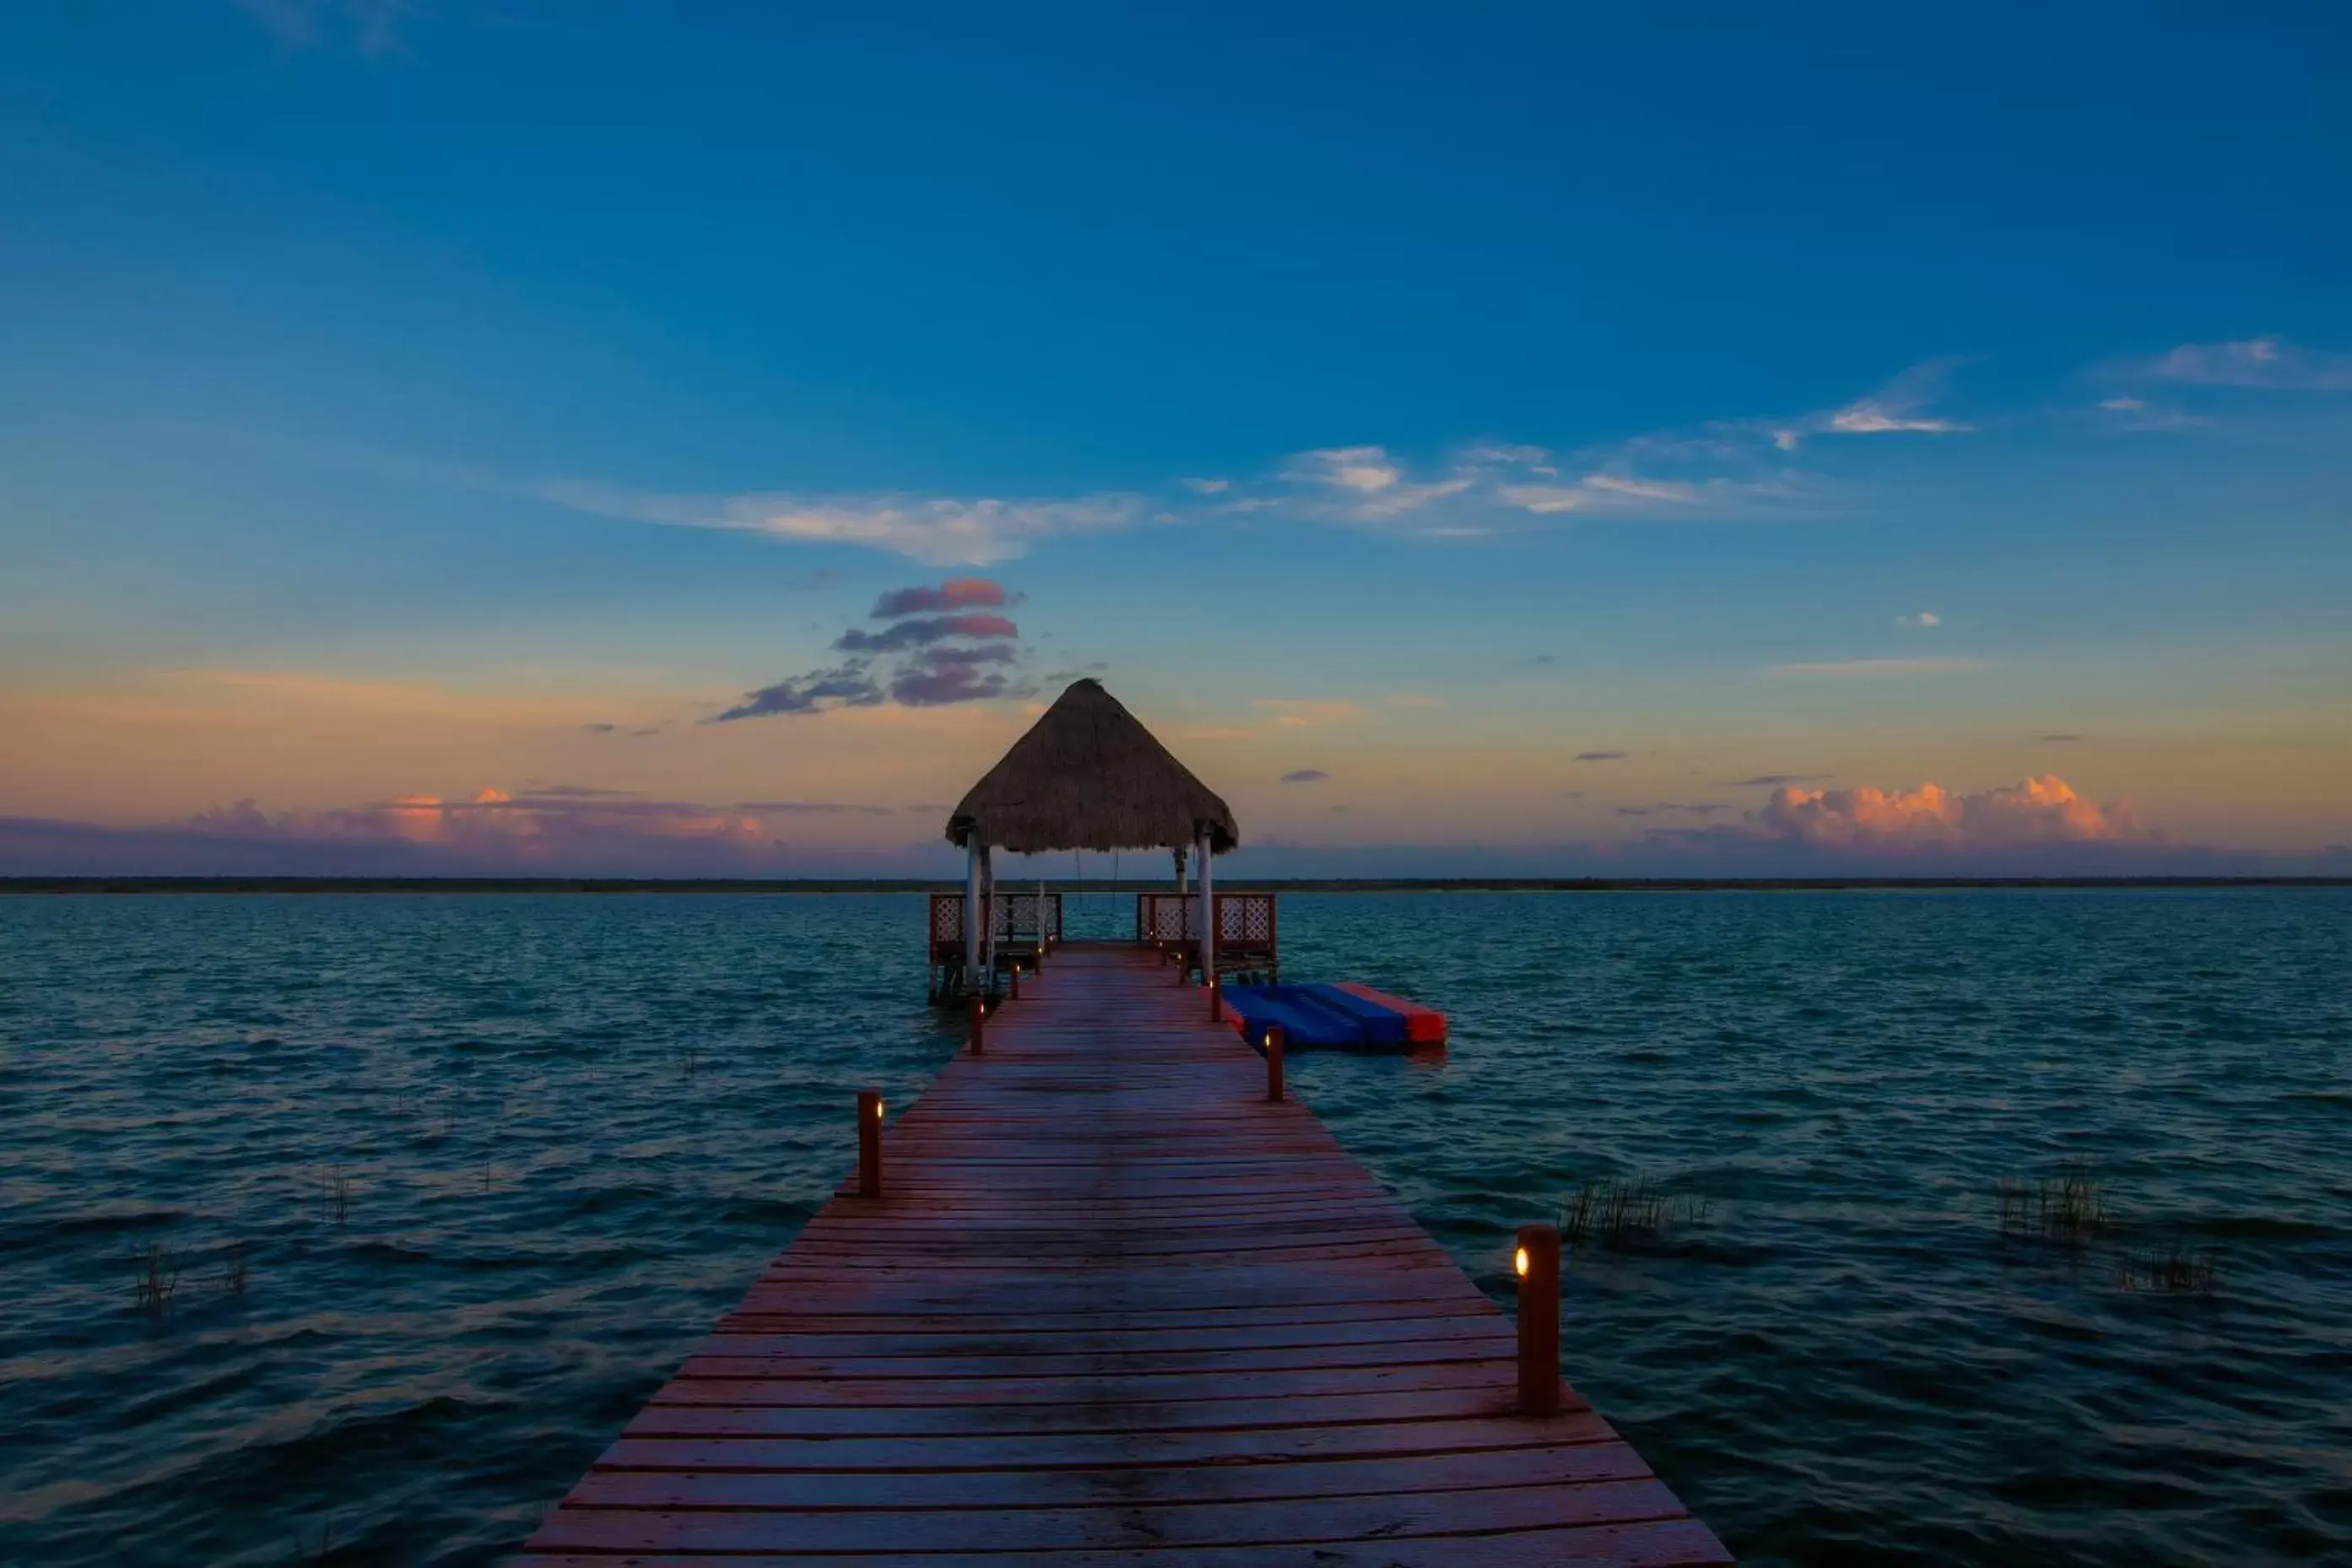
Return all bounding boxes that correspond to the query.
[517,945,1733,1566]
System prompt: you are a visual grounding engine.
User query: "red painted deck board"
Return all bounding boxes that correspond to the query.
[520,946,1731,1565]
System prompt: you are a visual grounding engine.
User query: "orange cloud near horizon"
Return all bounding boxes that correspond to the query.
[1755,775,2142,851]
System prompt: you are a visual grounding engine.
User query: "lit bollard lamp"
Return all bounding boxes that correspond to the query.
[857,1090,884,1199]
[1514,1224,1561,1416]
[1263,1024,1285,1103]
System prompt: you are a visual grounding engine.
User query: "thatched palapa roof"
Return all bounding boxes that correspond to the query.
[946,679,1238,854]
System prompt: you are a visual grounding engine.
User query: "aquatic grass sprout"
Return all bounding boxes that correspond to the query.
[1558,1174,1710,1251]
[316,1168,353,1226]
[1997,1164,2224,1295]
[1997,1162,2111,1245]
[129,1242,180,1315]
[2114,1232,2221,1295]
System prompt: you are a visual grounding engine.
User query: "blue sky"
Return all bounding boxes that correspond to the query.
[3,3,2348,875]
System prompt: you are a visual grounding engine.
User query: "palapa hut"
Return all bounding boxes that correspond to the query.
[944,679,1238,994]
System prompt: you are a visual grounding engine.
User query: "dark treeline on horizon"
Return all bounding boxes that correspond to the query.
[4,876,2347,896]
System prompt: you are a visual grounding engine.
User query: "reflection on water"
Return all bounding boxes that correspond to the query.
[2,889,2347,1565]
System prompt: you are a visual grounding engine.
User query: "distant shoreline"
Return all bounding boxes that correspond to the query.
[3,875,2347,895]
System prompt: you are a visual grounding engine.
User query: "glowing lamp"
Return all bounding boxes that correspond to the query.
[857,1089,884,1199]
[1513,1224,1560,1416]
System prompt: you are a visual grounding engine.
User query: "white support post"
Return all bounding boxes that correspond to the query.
[963,837,981,993]
[981,844,997,992]
[1197,827,1215,992]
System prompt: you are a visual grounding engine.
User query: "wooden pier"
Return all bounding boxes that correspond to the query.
[519,945,1731,1565]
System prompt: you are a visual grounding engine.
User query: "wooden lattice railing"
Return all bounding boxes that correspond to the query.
[1134,891,1278,955]
[928,892,1062,960]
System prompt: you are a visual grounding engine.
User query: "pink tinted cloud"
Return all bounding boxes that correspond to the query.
[1755,776,2143,852]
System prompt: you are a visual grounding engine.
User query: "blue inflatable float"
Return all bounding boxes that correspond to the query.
[1220,981,1446,1053]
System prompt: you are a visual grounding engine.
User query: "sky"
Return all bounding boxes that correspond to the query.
[3,2,2349,877]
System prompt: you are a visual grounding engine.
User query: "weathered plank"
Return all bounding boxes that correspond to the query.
[522,945,1732,1565]
[516,1514,1729,1566]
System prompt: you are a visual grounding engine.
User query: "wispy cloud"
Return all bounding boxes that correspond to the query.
[1495,474,1699,514]
[1286,446,1403,495]
[2030,732,2084,743]
[1770,657,1984,676]
[1825,408,1967,436]
[508,338,2288,576]
[1273,441,1757,529]
[1275,446,1482,522]
[1348,476,1475,520]
[1254,699,1361,727]
[531,480,1144,567]
[1573,749,1628,762]
[527,359,1959,574]
[2092,395,2210,432]
[1719,773,1830,787]
[1461,442,1552,466]
[1773,361,1973,451]
[236,0,415,57]
[2129,336,2352,392]
[736,800,897,816]
[1895,611,1942,628]
[1279,769,1330,784]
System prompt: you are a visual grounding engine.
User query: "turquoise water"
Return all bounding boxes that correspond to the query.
[2,889,2347,1565]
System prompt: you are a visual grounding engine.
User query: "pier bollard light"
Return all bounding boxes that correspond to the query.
[1010,962,1022,1001]
[857,1090,884,1198]
[1264,1025,1285,1102]
[1209,976,1223,1023]
[968,992,986,1055]
[1514,1224,1562,1416]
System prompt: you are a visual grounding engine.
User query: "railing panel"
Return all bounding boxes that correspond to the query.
[931,892,1062,953]
[1135,892,1276,953]
[993,892,1062,943]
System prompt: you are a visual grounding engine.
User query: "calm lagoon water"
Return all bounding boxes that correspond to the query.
[2,889,2348,1565]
